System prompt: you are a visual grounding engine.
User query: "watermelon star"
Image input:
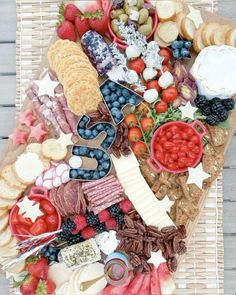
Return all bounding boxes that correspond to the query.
[18,110,36,127]
[29,123,48,142]
[9,129,28,145]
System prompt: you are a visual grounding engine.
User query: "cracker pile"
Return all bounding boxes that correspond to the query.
[47,40,102,116]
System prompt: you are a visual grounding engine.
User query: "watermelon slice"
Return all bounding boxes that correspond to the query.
[100,273,132,295]
[150,266,161,295]
[137,273,151,295]
[124,273,145,295]
[157,262,176,295]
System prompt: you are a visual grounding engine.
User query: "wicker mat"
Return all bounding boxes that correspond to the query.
[10,0,224,294]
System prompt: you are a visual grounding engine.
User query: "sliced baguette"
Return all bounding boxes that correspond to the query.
[0,197,16,210]
[201,23,220,46]
[154,29,172,47]
[0,178,23,200]
[0,226,12,247]
[225,27,236,47]
[0,165,26,191]
[210,25,232,46]
[176,12,186,38]
[193,24,206,53]
[157,21,179,43]
[156,0,176,22]
[0,238,19,262]
[0,215,8,234]
[0,209,8,219]
[181,16,196,40]
[174,0,184,14]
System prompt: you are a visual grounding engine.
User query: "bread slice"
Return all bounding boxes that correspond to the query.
[154,29,171,47]
[210,25,232,46]
[193,24,206,53]
[0,238,19,262]
[0,226,12,247]
[176,12,186,38]
[42,139,67,161]
[201,23,220,46]
[225,27,236,47]
[181,16,196,40]
[0,165,26,191]
[8,260,26,274]
[0,197,16,210]
[0,178,23,200]
[0,215,8,234]
[0,209,8,219]
[174,0,183,14]
[157,21,179,43]
[156,1,176,22]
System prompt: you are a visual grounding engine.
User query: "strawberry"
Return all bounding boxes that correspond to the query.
[30,218,48,236]
[57,20,77,42]
[75,15,91,38]
[85,1,102,14]
[129,58,145,74]
[98,209,111,222]
[36,279,56,295]
[72,215,87,234]
[26,256,48,280]
[81,226,96,240]
[87,11,108,36]
[63,3,81,23]
[119,200,133,213]
[18,275,39,295]
[105,217,117,230]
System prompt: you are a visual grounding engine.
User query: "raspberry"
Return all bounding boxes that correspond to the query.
[72,215,87,234]
[98,210,111,223]
[105,218,117,230]
[119,200,133,213]
[81,226,96,240]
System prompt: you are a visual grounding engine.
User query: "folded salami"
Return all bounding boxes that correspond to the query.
[81,30,114,76]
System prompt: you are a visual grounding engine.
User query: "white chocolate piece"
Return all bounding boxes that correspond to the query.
[143,68,157,81]
[69,156,83,169]
[43,179,54,190]
[158,71,174,89]
[56,163,70,176]
[61,170,70,183]
[143,89,159,103]
[53,177,62,188]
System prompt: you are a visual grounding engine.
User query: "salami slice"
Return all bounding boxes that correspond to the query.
[64,181,78,215]
[82,175,114,191]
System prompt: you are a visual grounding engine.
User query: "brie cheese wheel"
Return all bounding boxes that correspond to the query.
[48,262,73,289]
[190,45,236,99]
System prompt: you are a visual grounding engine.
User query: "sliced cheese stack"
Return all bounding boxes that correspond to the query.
[111,152,174,229]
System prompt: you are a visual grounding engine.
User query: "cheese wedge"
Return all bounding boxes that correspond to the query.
[0,226,12,247]
[156,1,176,22]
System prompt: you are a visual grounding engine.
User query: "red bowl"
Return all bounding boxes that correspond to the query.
[9,186,62,242]
[107,0,158,49]
[147,120,207,174]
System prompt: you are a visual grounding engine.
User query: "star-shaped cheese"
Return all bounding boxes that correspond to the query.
[56,132,73,149]
[18,110,36,127]
[17,196,36,215]
[179,101,198,120]
[23,203,44,223]
[187,163,210,189]
[147,250,166,268]
[159,196,174,213]
[29,123,47,142]
[187,5,203,29]
[9,129,28,145]
[34,73,59,97]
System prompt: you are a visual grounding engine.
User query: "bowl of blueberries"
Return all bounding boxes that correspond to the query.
[169,39,192,60]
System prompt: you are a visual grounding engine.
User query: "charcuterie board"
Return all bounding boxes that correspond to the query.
[1,0,236,294]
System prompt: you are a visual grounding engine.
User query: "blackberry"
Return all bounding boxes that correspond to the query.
[206,114,220,126]
[211,102,225,117]
[86,212,99,226]
[201,106,212,116]
[212,97,221,105]
[56,230,71,241]
[115,213,124,225]
[222,98,235,111]
[67,234,83,246]
[195,95,207,109]
[94,222,105,233]
[108,204,121,217]
[61,219,76,234]
[218,109,229,122]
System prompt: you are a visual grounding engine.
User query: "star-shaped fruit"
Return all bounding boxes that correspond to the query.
[187,5,204,29]
[179,101,198,120]
[187,163,210,189]
[9,129,28,145]
[56,132,73,149]
[23,203,44,223]
[29,123,47,142]
[18,110,36,127]
[34,73,59,97]
[159,196,174,213]
[17,196,37,215]
[147,250,166,268]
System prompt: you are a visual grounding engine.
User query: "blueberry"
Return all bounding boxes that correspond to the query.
[111,107,119,116]
[129,98,136,105]
[102,88,110,96]
[180,48,190,57]
[70,169,79,179]
[89,151,96,158]
[116,89,122,96]
[171,40,182,49]
[84,173,91,179]
[122,89,130,97]
[92,129,98,137]
[103,153,110,160]
[107,103,112,109]
[48,247,56,254]
[98,165,103,171]
[96,124,104,131]
[107,128,115,137]
[92,172,100,180]
[95,150,103,159]
[106,136,114,144]
[102,142,110,150]
[82,116,89,123]
[45,251,50,257]
[84,129,92,138]
[79,147,87,156]
[102,161,110,170]
[49,254,57,261]
[78,129,85,136]
[99,171,106,178]
[108,82,116,90]
[118,96,125,104]
[116,113,123,121]
[104,95,110,102]
[112,101,120,108]
[115,117,121,124]
[41,247,47,254]
[79,121,85,128]
[110,93,117,102]
[173,49,180,59]
[184,41,192,49]
[77,170,85,176]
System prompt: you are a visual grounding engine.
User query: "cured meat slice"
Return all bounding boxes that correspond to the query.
[56,184,67,217]
[76,183,87,214]
[82,175,114,190]
[91,189,124,206]
[89,186,123,203]
[86,183,122,200]
[64,181,78,215]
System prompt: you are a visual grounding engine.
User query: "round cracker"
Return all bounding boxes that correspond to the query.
[42,139,68,161]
